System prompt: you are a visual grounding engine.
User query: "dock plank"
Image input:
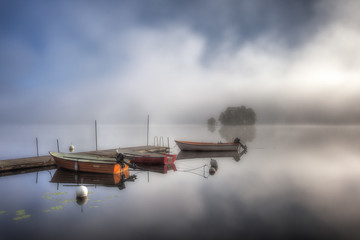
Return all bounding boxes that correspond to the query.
[0,145,168,173]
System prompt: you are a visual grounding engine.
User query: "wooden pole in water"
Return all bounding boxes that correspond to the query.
[36,137,39,157]
[95,120,97,151]
[167,137,170,152]
[57,139,60,152]
[147,115,149,146]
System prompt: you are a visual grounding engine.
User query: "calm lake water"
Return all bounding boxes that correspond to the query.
[1,124,360,239]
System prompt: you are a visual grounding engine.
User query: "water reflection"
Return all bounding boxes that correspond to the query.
[207,123,216,133]
[206,124,256,143]
[135,163,177,174]
[219,125,256,143]
[2,125,360,239]
[50,169,136,190]
[177,149,247,162]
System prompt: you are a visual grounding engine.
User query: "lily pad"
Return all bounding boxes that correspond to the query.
[13,214,31,221]
[16,210,26,216]
[0,211,6,215]
[50,205,63,210]
[52,192,67,196]
[61,199,75,204]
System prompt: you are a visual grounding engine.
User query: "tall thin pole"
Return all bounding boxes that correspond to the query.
[147,115,149,146]
[36,137,39,157]
[57,139,60,152]
[167,137,170,152]
[95,120,98,151]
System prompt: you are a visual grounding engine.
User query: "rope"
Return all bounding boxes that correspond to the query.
[176,164,208,172]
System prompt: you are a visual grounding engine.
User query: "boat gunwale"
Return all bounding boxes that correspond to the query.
[49,152,117,164]
[175,140,238,146]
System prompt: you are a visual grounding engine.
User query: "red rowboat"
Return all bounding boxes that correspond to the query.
[50,152,128,174]
[119,151,177,165]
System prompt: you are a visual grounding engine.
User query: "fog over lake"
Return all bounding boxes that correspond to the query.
[1,1,360,239]
[1,0,360,125]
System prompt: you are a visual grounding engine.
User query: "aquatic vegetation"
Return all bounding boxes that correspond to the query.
[44,205,64,213]
[0,210,6,215]
[13,210,30,221]
[61,199,75,204]
[52,192,67,196]
[13,214,30,221]
[39,189,119,215]
[16,210,26,216]
[50,205,63,210]
[107,195,119,199]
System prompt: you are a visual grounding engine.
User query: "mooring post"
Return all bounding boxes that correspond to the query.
[147,115,149,146]
[95,120,98,151]
[167,137,170,152]
[57,139,60,152]
[36,137,39,157]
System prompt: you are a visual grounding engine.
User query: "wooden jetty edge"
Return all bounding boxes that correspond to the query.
[0,146,169,174]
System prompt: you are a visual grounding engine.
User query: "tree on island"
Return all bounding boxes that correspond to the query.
[207,117,216,125]
[219,106,256,125]
[206,106,257,143]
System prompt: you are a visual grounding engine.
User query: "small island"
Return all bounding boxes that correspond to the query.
[208,106,257,126]
[207,106,257,143]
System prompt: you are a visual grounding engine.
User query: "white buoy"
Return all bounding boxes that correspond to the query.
[69,145,75,152]
[76,185,88,198]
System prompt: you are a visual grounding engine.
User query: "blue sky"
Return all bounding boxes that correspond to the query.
[1,0,360,124]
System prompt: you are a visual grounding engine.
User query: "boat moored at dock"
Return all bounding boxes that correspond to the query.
[175,138,246,152]
[49,152,128,174]
[117,151,177,165]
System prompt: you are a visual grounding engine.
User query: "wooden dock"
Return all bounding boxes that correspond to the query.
[0,146,168,174]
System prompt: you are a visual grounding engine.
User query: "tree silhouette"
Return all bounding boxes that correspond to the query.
[219,106,256,125]
[207,117,216,125]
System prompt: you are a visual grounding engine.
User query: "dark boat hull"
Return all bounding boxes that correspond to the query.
[175,140,239,151]
[122,152,177,165]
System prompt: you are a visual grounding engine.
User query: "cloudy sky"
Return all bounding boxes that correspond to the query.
[1,0,360,124]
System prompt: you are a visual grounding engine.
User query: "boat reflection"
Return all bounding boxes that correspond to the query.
[176,149,247,162]
[135,163,177,174]
[50,168,136,190]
